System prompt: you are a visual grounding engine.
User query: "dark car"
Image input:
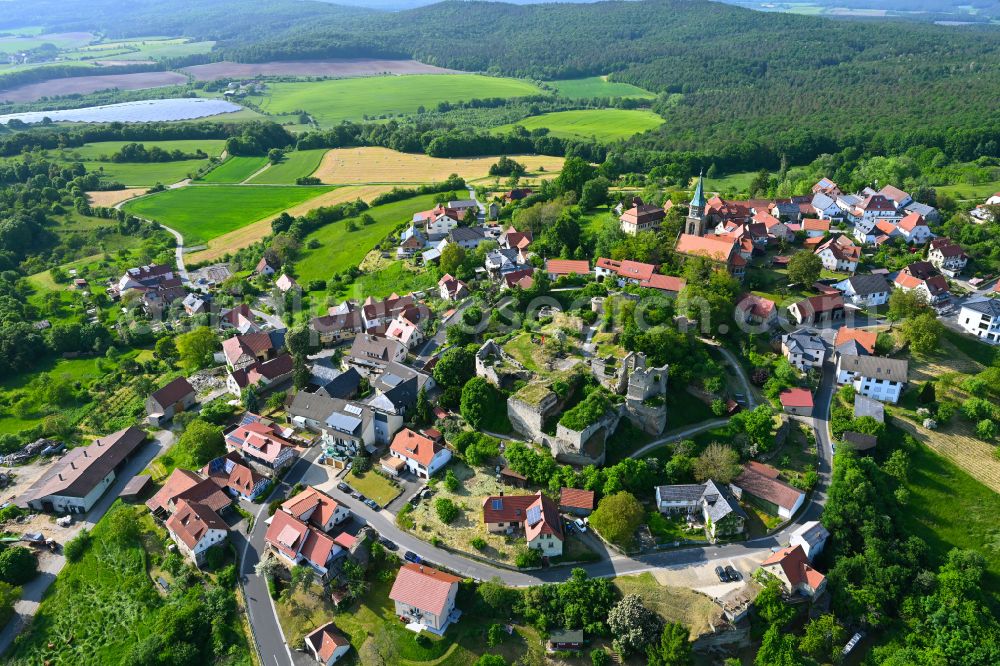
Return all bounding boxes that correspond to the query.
[364,499,380,511]
[404,550,422,564]
[715,565,728,582]
[337,482,351,493]
[725,565,741,581]
[379,538,398,551]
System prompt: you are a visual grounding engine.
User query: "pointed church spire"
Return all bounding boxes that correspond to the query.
[689,169,707,211]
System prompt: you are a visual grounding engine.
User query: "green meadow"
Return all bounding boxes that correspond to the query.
[549,76,655,99]
[247,149,327,184]
[123,184,333,245]
[59,139,227,160]
[84,160,207,186]
[495,108,663,142]
[295,193,440,285]
[198,156,269,183]
[250,74,543,126]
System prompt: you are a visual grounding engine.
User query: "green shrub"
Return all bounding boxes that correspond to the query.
[471,537,487,551]
[435,498,459,524]
[515,547,542,568]
[63,528,91,563]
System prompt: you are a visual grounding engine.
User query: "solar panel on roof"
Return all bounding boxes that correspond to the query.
[344,404,363,415]
[491,499,502,510]
[326,412,362,433]
[526,505,541,525]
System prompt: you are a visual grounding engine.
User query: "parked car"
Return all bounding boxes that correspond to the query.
[725,565,741,581]
[574,518,588,533]
[404,550,422,564]
[337,482,351,493]
[364,499,380,511]
[379,537,398,551]
[715,565,728,582]
[350,491,362,499]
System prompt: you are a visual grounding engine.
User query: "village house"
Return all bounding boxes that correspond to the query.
[502,188,533,203]
[145,376,196,426]
[389,563,462,634]
[897,212,933,245]
[653,480,746,539]
[182,293,207,316]
[833,274,891,308]
[447,226,488,250]
[756,211,793,241]
[674,233,746,279]
[224,413,299,472]
[344,334,407,376]
[310,302,365,346]
[731,462,805,520]
[288,392,377,456]
[140,279,188,315]
[304,623,351,665]
[385,312,425,350]
[810,192,842,219]
[264,509,352,579]
[220,304,261,335]
[166,499,228,566]
[386,428,451,479]
[275,273,300,294]
[802,218,829,239]
[619,197,666,235]
[282,485,352,531]
[790,521,830,561]
[833,326,877,359]
[114,263,175,297]
[735,293,777,328]
[893,262,951,306]
[594,257,686,294]
[415,206,462,240]
[438,274,469,301]
[878,184,912,210]
[545,259,591,280]
[836,354,908,403]
[787,294,845,326]
[254,257,277,276]
[482,490,564,556]
[782,329,827,370]
[958,298,1000,345]
[146,468,233,518]
[812,177,841,197]
[759,545,827,600]
[779,388,814,416]
[814,235,860,273]
[928,238,968,277]
[398,224,427,258]
[485,247,529,278]
[847,193,899,225]
[499,227,533,251]
[226,353,294,397]
[842,431,878,451]
[360,293,419,330]
[17,426,148,514]
[548,630,585,652]
[854,394,885,423]
[222,330,286,372]
[202,451,269,501]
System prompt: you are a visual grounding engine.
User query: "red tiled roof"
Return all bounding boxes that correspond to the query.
[390,428,441,467]
[675,233,737,263]
[762,545,826,590]
[642,274,686,293]
[559,487,595,510]
[265,509,310,559]
[802,218,829,232]
[146,468,202,514]
[150,376,195,408]
[389,563,462,617]
[545,259,591,276]
[898,212,926,232]
[735,464,804,511]
[166,499,227,550]
[281,486,342,528]
[306,623,350,662]
[737,293,776,319]
[834,327,877,354]
[482,494,536,524]
[779,388,814,409]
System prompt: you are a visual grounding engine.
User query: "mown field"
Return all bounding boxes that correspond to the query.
[705,170,762,194]
[85,159,208,186]
[314,146,564,184]
[495,108,664,142]
[78,37,216,62]
[186,184,397,263]
[295,193,439,285]
[548,76,655,99]
[248,74,543,125]
[936,179,1000,200]
[197,156,269,183]
[247,149,327,184]
[123,184,333,245]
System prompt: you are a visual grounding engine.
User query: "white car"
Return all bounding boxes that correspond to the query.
[574,518,587,533]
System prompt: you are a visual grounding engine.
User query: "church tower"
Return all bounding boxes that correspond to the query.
[684,170,707,236]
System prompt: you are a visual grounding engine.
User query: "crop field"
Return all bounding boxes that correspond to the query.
[247,149,327,184]
[60,139,227,160]
[81,37,216,62]
[186,184,396,263]
[314,146,565,184]
[197,156,269,183]
[85,159,208,186]
[295,193,439,284]
[548,75,655,99]
[0,31,94,54]
[494,108,664,142]
[182,58,457,81]
[86,188,149,207]
[248,74,543,126]
[123,184,333,245]
[0,70,187,103]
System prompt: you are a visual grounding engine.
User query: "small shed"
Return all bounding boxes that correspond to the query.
[547,629,585,651]
[779,388,814,416]
[119,474,152,502]
[559,488,595,517]
[842,431,877,451]
[499,467,527,489]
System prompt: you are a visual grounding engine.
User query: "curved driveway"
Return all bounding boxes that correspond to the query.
[241,355,837,665]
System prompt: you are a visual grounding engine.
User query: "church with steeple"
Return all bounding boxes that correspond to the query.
[684,171,708,236]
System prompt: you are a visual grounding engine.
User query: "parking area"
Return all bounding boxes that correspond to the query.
[648,549,771,598]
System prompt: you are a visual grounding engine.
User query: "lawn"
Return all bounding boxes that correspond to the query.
[667,388,716,430]
[58,139,227,161]
[294,193,440,283]
[612,573,723,638]
[247,149,327,184]
[935,179,1000,200]
[313,146,564,185]
[645,510,705,545]
[123,184,334,245]
[502,332,552,375]
[548,75,655,99]
[705,170,763,194]
[276,560,544,665]
[84,159,208,186]
[197,156,269,183]
[333,259,441,301]
[7,504,251,665]
[347,469,401,506]
[250,74,544,126]
[495,109,664,142]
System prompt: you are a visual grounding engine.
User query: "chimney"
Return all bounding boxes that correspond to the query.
[58,474,63,481]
